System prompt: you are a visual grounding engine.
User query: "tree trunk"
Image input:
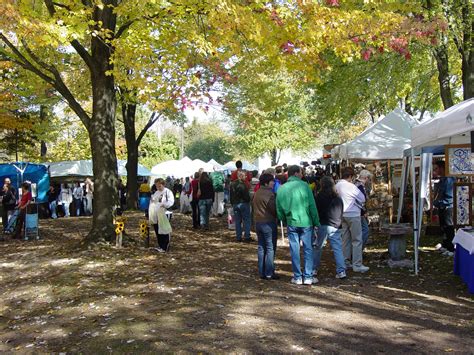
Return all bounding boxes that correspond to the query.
[461,0,474,100]
[122,103,139,209]
[86,2,119,243]
[87,71,118,242]
[433,44,454,109]
[271,148,281,166]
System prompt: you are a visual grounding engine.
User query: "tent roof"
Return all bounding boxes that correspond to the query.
[411,98,474,149]
[48,160,151,178]
[332,108,418,160]
[223,161,258,171]
[150,157,215,178]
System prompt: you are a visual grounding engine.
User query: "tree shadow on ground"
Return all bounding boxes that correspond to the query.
[0,212,472,352]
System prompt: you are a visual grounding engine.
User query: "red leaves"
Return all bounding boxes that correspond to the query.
[326,0,340,7]
[280,40,295,54]
[361,49,372,61]
[270,9,284,27]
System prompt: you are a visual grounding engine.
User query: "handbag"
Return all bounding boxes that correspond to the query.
[157,208,172,234]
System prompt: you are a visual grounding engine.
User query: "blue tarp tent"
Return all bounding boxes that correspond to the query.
[0,162,50,203]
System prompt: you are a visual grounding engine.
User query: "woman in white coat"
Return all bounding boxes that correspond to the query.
[59,183,73,217]
[149,178,174,252]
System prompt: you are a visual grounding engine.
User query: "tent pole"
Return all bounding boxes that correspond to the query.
[396,157,408,223]
[410,149,418,275]
[388,159,392,223]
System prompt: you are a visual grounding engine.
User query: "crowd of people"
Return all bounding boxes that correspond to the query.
[46,178,95,218]
[0,178,32,240]
[146,160,374,285]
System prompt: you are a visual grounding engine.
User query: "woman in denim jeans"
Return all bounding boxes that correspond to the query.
[197,172,214,230]
[314,176,347,280]
[252,173,278,280]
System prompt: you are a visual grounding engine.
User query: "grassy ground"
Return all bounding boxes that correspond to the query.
[0,212,473,353]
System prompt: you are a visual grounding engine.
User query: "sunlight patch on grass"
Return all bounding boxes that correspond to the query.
[376,285,469,307]
[50,258,82,267]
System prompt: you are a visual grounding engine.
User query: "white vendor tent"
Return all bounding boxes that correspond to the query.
[223,161,258,171]
[191,159,215,173]
[411,98,474,149]
[150,157,216,178]
[48,160,151,178]
[397,99,474,275]
[332,108,418,160]
[207,159,225,171]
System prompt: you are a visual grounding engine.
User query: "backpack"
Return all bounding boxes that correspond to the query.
[273,178,281,193]
[211,172,225,192]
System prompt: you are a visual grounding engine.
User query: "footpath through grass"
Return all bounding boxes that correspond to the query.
[0,212,473,353]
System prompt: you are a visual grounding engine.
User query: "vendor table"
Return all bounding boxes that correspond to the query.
[453,228,474,294]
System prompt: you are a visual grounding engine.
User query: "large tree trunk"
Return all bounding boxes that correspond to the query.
[433,44,454,109]
[86,1,118,242]
[87,71,118,242]
[122,103,138,209]
[460,0,474,100]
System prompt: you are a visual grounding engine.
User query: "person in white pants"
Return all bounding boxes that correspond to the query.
[335,167,369,273]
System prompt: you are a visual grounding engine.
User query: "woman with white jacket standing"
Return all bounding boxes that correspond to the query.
[59,183,73,217]
[149,178,174,252]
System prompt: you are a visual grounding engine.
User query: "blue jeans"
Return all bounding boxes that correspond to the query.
[233,202,251,241]
[313,225,346,274]
[287,226,314,280]
[361,216,369,250]
[49,201,57,219]
[256,221,277,278]
[198,199,213,227]
[74,198,82,217]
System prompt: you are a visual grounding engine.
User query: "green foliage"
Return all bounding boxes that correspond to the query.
[223,65,317,160]
[184,121,232,163]
[139,131,180,169]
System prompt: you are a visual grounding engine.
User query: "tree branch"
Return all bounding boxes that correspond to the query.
[43,0,94,69]
[137,112,162,144]
[0,32,56,85]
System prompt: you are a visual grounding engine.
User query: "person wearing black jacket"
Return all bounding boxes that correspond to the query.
[47,184,59,219]
[197,172,214,230]
[313,176,347,280]
[230,171,251,242]
[1,178,17,233]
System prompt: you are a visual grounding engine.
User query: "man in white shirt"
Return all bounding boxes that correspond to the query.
[335,167,369,273]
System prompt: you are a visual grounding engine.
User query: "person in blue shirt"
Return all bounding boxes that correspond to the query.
[433,161,455,255]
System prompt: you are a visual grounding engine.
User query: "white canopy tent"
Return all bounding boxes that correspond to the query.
[150,157,216,178]
[49,160,151,178]
[397,99,474,274]
[207,159,225,171]
[223,160,258,171]
[332,108,418,160]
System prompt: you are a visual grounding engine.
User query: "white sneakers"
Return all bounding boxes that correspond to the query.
[335,271,347,279]
[352,265,370,273]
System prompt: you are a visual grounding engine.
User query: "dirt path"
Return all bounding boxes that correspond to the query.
[0,212,473,353]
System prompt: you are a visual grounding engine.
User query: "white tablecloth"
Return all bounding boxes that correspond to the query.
[453,229,474,255]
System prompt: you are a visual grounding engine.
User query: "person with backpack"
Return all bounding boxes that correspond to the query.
[230,171,252,242]
[210,169,225,217]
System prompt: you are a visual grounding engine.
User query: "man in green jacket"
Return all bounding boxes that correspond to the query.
[276,165,320,285]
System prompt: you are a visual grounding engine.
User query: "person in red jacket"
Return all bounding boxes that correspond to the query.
[14,182,32,239]
[230,160,252,187]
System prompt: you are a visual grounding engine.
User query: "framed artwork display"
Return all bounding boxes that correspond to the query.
[453,183,473,228]
[445,144,474,176]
